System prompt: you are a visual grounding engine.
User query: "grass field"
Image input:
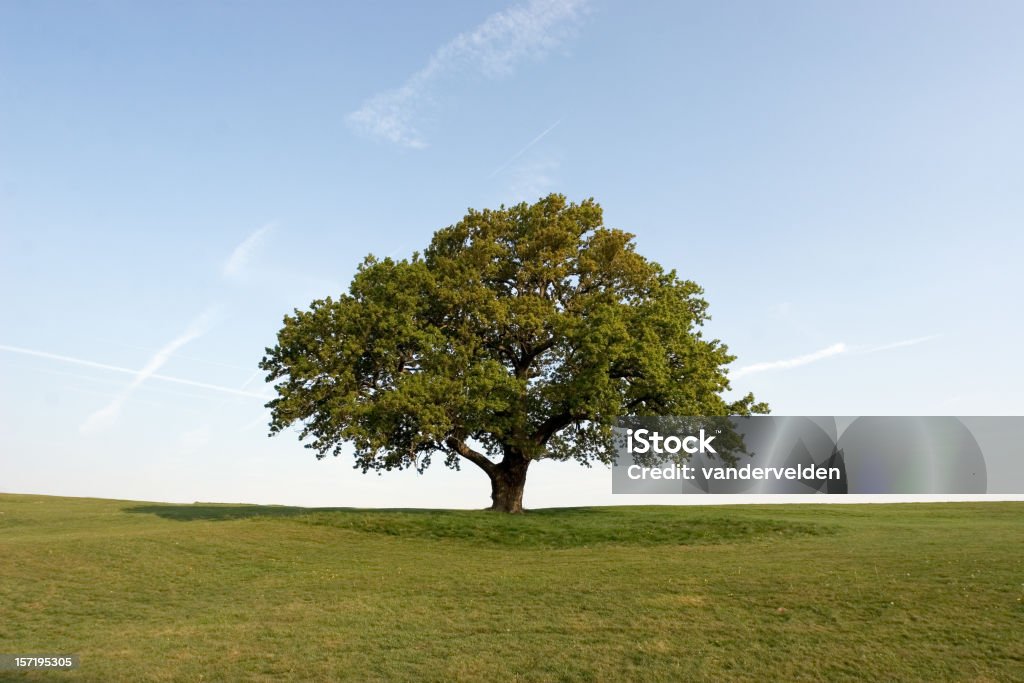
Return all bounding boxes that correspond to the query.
[1,494,1022,681]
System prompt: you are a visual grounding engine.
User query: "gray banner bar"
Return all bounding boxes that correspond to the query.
[612,416,1024,494]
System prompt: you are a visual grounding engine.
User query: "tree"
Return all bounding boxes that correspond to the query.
[260,194,767,512]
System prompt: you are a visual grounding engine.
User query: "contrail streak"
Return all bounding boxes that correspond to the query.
[488,119,562,178]
[0,344,268,399]
[731,343,847,379]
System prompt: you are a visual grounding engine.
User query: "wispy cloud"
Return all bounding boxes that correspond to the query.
[506,157,560,202]
[4,220,283,439]
[347,0,587,148]
[732,343,847,379]
[489,119,562,178]
[0,342,268,400]
[731,334,941,380]
[23,365,241,404]
[79,309,219,433]
[223,223,274,280]
[83,337,259,373]
[856,334,941,355]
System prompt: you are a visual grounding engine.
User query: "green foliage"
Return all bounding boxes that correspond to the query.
[260,194,767,478]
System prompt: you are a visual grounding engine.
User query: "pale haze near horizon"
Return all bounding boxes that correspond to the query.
[1,1,1022,508]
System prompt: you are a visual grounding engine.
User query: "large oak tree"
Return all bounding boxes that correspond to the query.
[260,194,766,512]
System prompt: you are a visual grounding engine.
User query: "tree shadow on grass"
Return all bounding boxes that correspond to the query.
[122,503,613,523]
[121,503,526,522]
[123,504,316,522]
[122,504,833,548]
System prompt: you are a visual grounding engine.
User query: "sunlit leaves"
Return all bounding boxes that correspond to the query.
[260,194,767,474]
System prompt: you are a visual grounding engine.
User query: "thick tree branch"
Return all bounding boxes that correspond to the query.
[514,337,556,378]
[532,411,579,446]
[445,436,496,475]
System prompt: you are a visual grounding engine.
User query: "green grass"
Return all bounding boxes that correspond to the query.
[1,494,1022,681]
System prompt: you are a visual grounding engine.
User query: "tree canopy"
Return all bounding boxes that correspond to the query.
[260,194,767,512]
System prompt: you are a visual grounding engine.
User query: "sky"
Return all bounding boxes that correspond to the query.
[1,0,1022,508]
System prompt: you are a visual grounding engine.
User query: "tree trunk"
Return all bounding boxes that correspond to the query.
[488,454,530,513]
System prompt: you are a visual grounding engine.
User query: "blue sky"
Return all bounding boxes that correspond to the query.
[1,0,1022,507]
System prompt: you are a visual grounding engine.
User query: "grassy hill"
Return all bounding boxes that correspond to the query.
[1,494,1021,681]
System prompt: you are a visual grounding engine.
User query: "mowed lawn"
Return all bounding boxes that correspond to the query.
[1,495,1021,682]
